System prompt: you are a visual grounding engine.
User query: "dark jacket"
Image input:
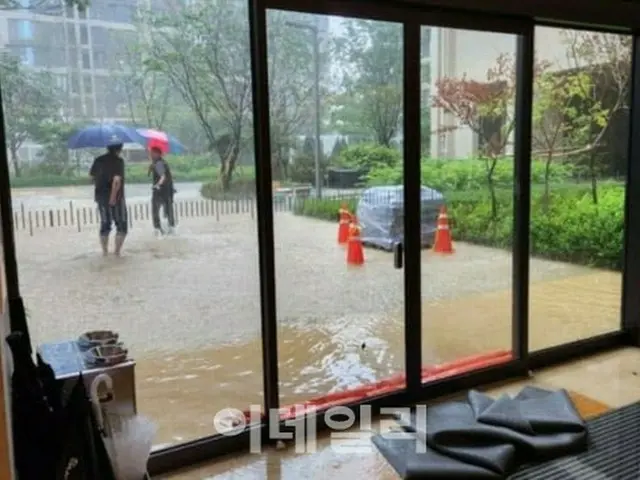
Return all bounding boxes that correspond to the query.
[151,158,174,196]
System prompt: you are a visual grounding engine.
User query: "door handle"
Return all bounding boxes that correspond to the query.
[393,242,403,269]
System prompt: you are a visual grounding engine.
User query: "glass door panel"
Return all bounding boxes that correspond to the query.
[530,26,629,350]
[420,26,517,381]
[4,0,264,448]
[265,10,406,410]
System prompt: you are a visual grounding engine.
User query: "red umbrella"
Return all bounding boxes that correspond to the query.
[136,128,186,154]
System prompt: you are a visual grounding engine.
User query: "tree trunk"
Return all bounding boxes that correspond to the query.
[543,153,552,211]
[588,152,598,205]
[271,146,285,182]
[376,129,394,148]
[485,158,498,221]
[10,146,20,177]
[219,164,231,192]
[219,143,240,192]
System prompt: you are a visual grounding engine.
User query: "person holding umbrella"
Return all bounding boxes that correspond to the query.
[148,145,176,235]
[69,124,140,256]
[89,140,128,256]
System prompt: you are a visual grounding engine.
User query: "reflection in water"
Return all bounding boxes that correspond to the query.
[137,319,404,444]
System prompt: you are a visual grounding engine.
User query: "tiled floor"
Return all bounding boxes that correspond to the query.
[156,347,640,479]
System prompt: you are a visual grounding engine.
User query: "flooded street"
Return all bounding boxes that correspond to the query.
[12,190,621,446]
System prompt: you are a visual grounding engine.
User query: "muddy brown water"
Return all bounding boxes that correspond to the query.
[16,213,621,446]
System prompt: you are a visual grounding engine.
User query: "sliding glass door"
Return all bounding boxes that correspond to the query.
[263,8,408,410]
[419,25,522,381]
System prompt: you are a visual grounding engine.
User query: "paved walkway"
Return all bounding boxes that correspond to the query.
[14,213,621,445]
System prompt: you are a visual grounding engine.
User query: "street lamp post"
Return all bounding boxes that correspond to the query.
[285,20,322,198]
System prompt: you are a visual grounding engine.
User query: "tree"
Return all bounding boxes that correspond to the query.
[265,14,317,181]
[562,30,631,204]
[532,66,595,207]
[332,20,402,146]
[0,52,62,176]
[433,54,518,220]
[302,135,315,158]
[145,2,315,190]
[330,136,348,162]
[30,121,81,174]
[290,135,327,184]
[146,0,252,191]
[119,41,172,130]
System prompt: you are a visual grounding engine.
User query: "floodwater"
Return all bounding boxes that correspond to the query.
[14,208,621,446]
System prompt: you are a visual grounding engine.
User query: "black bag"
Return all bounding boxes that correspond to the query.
[7,332,116,480]
[55,374,117,480]
[7,331,59,480]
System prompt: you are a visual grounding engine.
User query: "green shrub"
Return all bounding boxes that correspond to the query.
[335,143,401,172]
[447,184,624,269]
[529,186,624,268]
[292,183,624,271]
[292,196,358,221]
[10,174,91,188]
[200,176,256,199]
[367,159,576,191]
[289,152,328,184]
[11,154,256,188]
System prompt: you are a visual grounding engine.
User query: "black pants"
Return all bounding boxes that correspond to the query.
[97,199,128,236]
[152,190,175,230]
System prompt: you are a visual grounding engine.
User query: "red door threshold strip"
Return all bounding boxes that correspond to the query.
[243,350,513,421]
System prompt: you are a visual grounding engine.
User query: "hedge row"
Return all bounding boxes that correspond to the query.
[366,159,575,191]
[334,143,577,190]
[449,185,624,270]
[12,155,256,188]
[293,184,624,271]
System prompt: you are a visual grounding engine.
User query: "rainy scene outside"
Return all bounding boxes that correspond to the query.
[0,0,629,451]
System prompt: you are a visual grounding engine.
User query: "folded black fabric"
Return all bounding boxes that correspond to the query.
[372,387,588,479]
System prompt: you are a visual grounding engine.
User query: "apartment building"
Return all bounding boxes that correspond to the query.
[0,2,329,165]
[429,27,567,159]
[0,0,177,164]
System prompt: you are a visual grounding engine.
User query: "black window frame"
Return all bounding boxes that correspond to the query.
[0,0,637,476]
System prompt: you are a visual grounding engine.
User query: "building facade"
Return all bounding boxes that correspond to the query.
[0,0,178,164]
[429,27,567,159]
[0,1,329,166]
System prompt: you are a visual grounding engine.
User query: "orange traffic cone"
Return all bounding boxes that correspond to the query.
[346,217,365,266]
[337,203,351,245]
[433,206,454,254]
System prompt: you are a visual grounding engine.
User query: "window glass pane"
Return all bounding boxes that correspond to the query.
[90,0,134,23]
[1,0,263,450]
[80,25,89,45]
[81,51,91,69]
[267,11,407,408]
[530,27,629,349]
[66,25,76,44]
[421,27,514,377]
[70,73,80,94]
[83,74,92,93]
[0,211,9,480]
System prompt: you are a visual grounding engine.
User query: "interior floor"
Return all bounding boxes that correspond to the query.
[155,347,640,479]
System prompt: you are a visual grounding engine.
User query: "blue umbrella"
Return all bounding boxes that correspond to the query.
[67,124,145,149]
